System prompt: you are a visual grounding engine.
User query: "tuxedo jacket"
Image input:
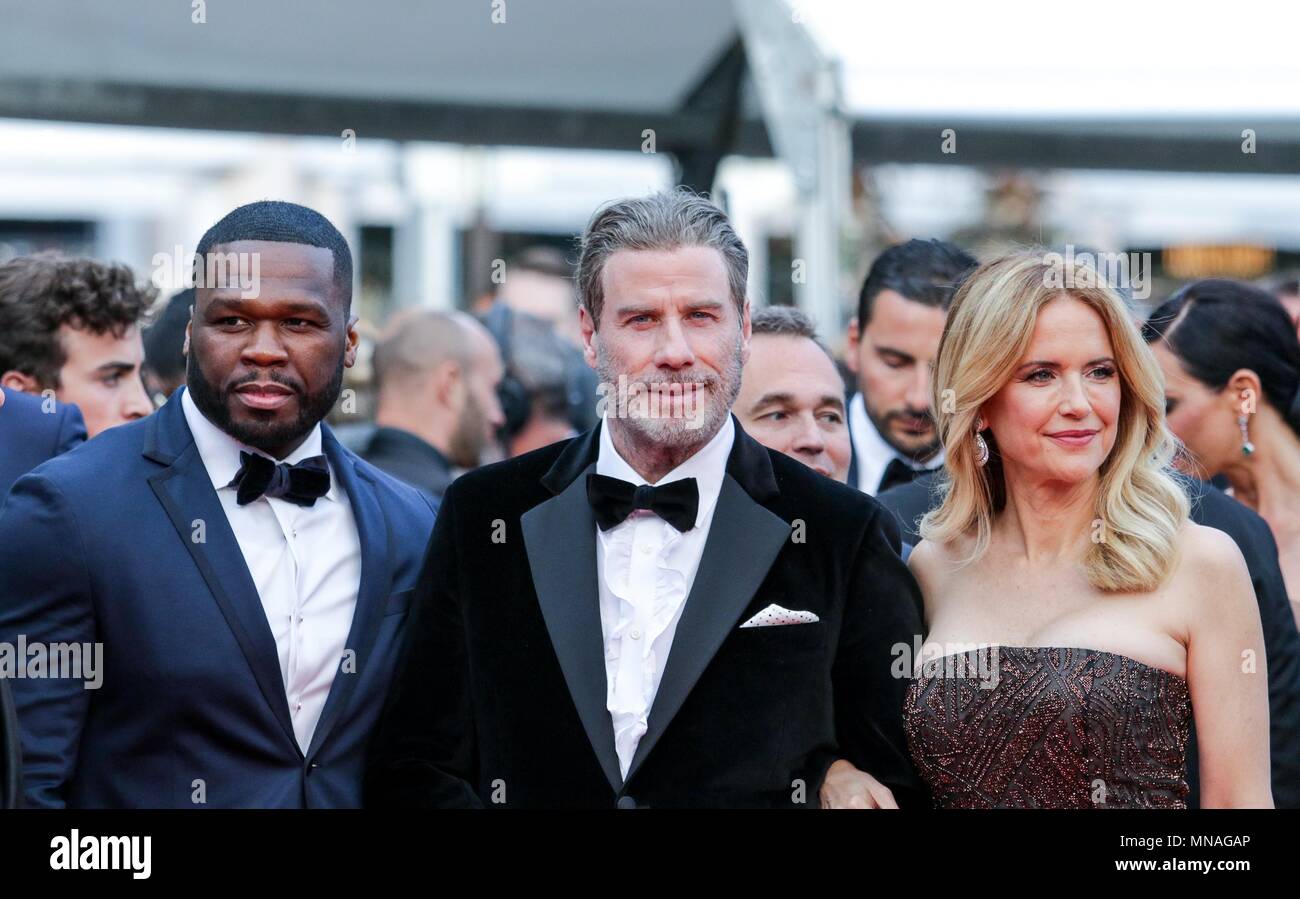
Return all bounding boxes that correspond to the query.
[876,472,1300,808]
[366,417,926,809]
[0,390,437,808]
[0,386,84,500]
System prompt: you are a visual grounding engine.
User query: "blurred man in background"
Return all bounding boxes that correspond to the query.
[493,245,583,348]
[142,287,195,404]
[735,306,851,483]
[363,309,505,500]
[0,253,154,437]
[481,245,599,456]
[844,238,977,495]
[492,309,589,457]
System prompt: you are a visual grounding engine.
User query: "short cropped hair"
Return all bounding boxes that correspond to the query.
[750,305,834,357]
[857,238,977,327]
[195,200,353,307]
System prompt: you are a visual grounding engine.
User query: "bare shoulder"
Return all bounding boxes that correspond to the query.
[1175,520,1249,582]
[1170,520,1254,613]
[908,537,965,593]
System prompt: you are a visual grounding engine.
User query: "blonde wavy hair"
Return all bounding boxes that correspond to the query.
[919,251,1189,592]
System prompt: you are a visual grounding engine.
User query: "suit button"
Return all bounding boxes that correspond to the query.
[306,762,319,776]
[617,796,637,809]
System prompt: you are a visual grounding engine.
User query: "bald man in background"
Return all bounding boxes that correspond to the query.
[361,310,506,500]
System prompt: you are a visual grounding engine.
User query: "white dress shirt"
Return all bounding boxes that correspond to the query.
[182,388,361,753]
[848,392,945,495]
[594,415,734,778]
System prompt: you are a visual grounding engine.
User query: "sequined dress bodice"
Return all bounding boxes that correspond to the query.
[904,645,1192,809]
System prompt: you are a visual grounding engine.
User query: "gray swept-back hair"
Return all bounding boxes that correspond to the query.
[576,188,748,328]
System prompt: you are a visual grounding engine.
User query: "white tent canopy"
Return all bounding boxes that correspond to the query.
[2,0,1298,174]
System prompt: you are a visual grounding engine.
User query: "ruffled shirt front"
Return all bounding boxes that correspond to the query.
[594,416,734,779]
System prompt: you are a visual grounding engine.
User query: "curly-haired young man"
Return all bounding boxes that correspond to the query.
[0,252,155,436]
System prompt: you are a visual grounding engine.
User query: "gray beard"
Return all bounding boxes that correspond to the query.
[595,339,743,449]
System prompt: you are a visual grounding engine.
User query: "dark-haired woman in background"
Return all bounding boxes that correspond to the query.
[1144,280,1300,627]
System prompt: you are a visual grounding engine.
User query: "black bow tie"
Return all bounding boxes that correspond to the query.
[586,473,699,533]
[229,451,331,507]
[877,457,924,494]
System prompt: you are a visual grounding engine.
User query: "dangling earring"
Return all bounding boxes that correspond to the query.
[974,419,989,467]
[1238,414,1255,456]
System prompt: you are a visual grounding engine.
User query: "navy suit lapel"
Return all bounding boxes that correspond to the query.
[143,395,298,753]
[305,430,392,759]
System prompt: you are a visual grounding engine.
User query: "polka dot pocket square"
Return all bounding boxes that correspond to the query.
[738,604,820,628]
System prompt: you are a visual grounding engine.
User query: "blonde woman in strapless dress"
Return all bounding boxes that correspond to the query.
[834,252,1272,809]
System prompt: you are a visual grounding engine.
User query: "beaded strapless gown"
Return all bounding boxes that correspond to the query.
[904,645,1192,808]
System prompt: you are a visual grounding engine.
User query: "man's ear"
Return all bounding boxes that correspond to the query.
[0,370,41,395]
[343,314,360,368]
[432,359,463,406]
[182,320,192,357]
[579,306,599,371]
[844,317,861,374]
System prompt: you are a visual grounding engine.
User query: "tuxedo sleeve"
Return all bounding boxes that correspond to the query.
[0,473,95,808]
[828,504,929,807]
[365,482,481,808]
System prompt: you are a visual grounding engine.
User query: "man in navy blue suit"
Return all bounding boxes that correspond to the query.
[0,386,85,500]
[0,201,436,808]
[0,386,84,807]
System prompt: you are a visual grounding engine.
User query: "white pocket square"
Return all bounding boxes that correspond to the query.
[739,604,820,628]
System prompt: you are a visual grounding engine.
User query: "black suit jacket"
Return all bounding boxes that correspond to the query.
[360,426,455,501]
[876,472,1300,808]
[0,386,85,500]
[366,417,926,808]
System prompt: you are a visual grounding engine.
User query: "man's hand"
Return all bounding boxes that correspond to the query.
[819,759,898,809]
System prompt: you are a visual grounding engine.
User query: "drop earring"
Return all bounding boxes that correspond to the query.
[1238,414,1255,456]
[974,419,989,467]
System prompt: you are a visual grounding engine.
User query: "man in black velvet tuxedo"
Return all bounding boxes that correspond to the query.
[367,190,925,809]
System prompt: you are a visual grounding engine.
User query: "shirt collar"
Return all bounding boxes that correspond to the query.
[848,392,944,493]
[181,387,336,501]
[596,414,735,530]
